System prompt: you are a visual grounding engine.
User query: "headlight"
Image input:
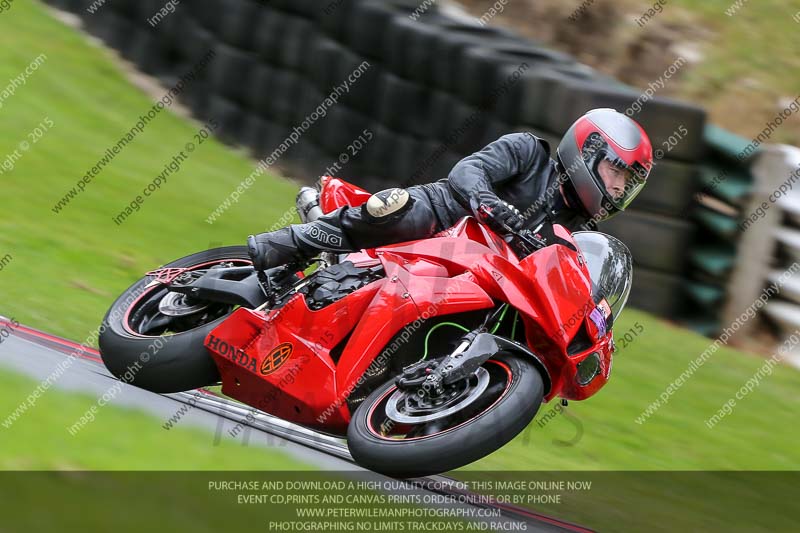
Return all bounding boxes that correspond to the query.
[576,352,601,386]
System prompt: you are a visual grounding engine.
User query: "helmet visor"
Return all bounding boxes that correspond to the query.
[582,133,648,210]
[597,153,647,209]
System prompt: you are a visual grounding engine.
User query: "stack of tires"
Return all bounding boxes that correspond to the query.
[52,0,188,79]
[679,126,755,335]
[45,0,718,321]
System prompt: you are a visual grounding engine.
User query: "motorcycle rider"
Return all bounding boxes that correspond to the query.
[248,108,653,270]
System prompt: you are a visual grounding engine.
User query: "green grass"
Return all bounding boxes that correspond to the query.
[2,0,800,479]
[453,308,800,530]
[462,0,800,144]
[0,0,299,342]
[0,367,483,532]
[466,308,800,470]
[0,370,475,532]
[2,4,797,531]
[454,470,798,532]
[665,0,800,143]
[0,368,312,470]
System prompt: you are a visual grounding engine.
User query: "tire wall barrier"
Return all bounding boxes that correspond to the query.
[47,0,758,331]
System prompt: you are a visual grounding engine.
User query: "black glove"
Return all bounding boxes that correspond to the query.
[469,191,525,234]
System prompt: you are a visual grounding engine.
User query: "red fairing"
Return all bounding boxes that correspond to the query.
[204,178,617,435]
[205,280,383,432]
[318,175,373,214]
[334,248,495,395]
[517,233,613,400]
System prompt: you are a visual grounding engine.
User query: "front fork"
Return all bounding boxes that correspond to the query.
[396,305,509,396]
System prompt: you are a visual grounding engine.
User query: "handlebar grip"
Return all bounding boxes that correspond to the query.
[477,204,493,220]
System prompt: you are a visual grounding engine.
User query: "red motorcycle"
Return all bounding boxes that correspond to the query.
[99,176,632,477]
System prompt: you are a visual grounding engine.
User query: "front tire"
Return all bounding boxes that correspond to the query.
[347,352,544,477]
[99,246,253,393]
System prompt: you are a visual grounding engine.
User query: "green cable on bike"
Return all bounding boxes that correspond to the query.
[420,304,512,361]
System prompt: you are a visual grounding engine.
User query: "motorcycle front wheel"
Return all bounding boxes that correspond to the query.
[347,352,544,477]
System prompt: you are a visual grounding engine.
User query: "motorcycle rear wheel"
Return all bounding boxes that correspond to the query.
[347,352,543,477]
[99,246,255,393]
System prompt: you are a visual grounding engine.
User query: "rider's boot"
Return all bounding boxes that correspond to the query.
[247,210,355,271]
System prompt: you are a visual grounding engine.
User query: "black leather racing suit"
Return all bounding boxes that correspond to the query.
[331,132,592,250]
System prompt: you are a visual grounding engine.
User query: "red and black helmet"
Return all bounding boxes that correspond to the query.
[556,108,653,222]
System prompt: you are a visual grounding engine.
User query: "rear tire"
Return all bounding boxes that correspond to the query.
[347,352,543,477]
[99,246,253,393]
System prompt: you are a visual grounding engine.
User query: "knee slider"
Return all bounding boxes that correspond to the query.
[363,188,414,223]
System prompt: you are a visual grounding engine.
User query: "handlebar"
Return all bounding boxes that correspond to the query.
[478,204,547,258]
[507,228,548,258]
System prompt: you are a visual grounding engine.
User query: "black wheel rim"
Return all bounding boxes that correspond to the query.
[123,258,251,337]
[365,359,513,441]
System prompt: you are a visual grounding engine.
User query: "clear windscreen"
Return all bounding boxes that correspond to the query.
[572,231,634,323]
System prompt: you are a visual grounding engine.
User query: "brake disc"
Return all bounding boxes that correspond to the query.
[385,367,490,424]
[158,291,210,317]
